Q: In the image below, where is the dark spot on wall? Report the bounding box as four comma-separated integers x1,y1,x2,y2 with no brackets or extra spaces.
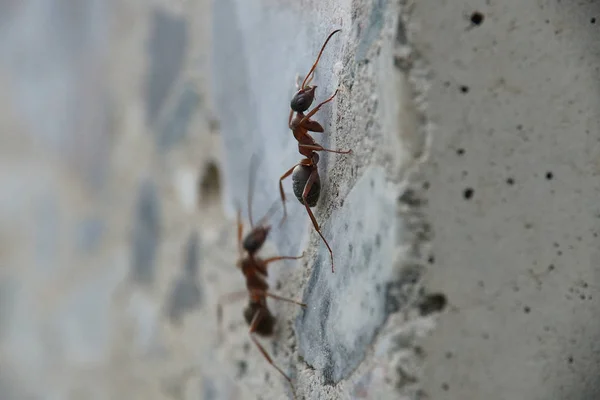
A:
591,17,596,24
236,360,248,378
524,306,531,314
567,356,574,364
459,85,470,94
456,148,465,156
398,188,425,207
165,231,202,325
545,171,554,180
384,264,424,315
442,382,450,391
158,85,201,152
463,188,474,200
131,180,161,285
470,11,484,26
145,10,188,126
548,264,555,271
445,351,453,359
199,162,221,205
418,293,447,316
428,254,435,264
506,177,515,185
395,13,407,44
209,118,221,133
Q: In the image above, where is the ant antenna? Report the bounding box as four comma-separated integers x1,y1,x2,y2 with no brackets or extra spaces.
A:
300,29,342,90
247,153,261,228
256,197,285,228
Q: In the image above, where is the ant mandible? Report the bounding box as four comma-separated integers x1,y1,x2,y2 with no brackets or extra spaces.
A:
217,155,306,399
279,29,352,273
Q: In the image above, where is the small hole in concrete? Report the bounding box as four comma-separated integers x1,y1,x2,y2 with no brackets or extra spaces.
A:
463,188,474,200
456,148,465,156
418,293,448,316
428,254,435,264
470,11,484,26
441,383,450,391
591,17,597,24
548,264,555,271
506,177,515,185
199,161,221,205
459,85,470,94
545,171,554,180
524,306,531,314
568,356,574,364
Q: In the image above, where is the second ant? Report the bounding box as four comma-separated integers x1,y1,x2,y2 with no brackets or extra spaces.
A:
218,156,306,400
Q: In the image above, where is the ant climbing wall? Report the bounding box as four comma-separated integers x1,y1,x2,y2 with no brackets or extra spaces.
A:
1,0,599,399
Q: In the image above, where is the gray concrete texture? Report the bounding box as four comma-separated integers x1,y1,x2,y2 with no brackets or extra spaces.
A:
1,0,599,399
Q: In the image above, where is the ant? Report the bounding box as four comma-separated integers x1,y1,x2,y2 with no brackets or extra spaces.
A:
217,155,306,399
279,29,352,273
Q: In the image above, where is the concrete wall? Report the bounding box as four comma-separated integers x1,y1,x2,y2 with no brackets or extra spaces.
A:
1,0,599,399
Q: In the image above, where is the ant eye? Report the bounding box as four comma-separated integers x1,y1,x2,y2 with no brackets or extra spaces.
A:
290,88,315,112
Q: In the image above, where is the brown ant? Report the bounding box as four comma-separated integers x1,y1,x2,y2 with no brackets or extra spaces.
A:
217,156,306,399
279,29,352,273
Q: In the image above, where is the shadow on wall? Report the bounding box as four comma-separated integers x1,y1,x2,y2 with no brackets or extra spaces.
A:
546,2,600,399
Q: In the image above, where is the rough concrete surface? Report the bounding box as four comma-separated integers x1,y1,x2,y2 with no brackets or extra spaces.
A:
4,0,597,399
412,1,600,400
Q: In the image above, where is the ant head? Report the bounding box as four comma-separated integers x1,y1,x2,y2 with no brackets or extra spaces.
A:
242,225,271,254
290,86,317,112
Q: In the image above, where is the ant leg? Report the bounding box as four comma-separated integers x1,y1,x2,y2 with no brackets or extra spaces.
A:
302,170,335,273
299,143,352,155
265,292,307,308
263,253,305,265
237,208,244,258
249,289,306,308
249,310,297,399
279,163,302,227
216,290,248,339
300,89,339,124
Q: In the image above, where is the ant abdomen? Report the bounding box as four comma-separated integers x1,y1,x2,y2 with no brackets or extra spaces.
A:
290,86,316,113
244,303,275,336
292,165,320,207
